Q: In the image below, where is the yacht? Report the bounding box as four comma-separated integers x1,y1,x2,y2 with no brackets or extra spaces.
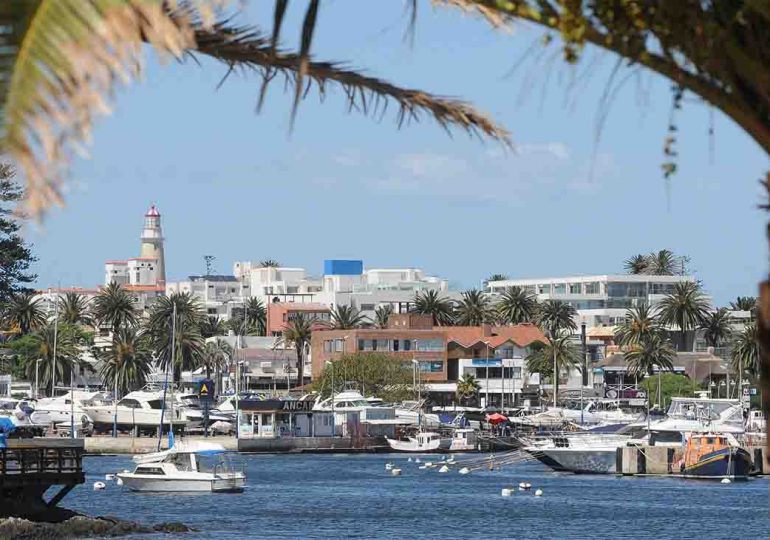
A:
386,431,451,452
34,391,106,426
117,441,245,492
0,398,50,435
82,390,188,433
175,394,233,431
524,397,748,474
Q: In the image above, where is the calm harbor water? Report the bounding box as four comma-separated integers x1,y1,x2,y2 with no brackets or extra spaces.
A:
67,453,768,539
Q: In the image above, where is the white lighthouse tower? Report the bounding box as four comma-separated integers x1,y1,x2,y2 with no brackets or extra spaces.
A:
140,204,166,286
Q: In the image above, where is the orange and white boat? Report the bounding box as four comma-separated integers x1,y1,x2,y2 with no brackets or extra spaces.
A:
679,433,752,480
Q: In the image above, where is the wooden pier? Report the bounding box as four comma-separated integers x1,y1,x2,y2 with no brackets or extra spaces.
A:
0,438,85,520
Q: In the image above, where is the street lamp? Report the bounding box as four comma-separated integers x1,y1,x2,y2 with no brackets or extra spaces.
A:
719,380,726,399
483,341,490,409
325,360,335,437
411,359,421,427
34,359,41,399
709,380,716,398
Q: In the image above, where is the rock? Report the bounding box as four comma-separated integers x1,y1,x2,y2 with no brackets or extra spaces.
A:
0,515,194,539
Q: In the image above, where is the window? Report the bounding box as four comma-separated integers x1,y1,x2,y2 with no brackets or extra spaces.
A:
403,339,412,352
585,282,600,294
324,340,332,353
569,283,581,294
361,304,375,311
553,284,566,294
373,339,389,351
136,467,165,475
495,347,515,359
118,399,141,408
207,308,217,315
419,360,444,373
146,400,164,410
358,339,366,351
393,340,400,352
537,284,551,294
334,339,344,353
415,339,443,352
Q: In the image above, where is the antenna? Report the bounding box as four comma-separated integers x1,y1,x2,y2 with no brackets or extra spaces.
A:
204,255,216,277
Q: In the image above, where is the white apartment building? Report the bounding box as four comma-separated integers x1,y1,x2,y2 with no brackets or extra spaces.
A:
486,274,704,328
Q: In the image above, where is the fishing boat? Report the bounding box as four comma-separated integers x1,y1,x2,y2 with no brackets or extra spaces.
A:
679,433,752,480
385,431,451,452
117,441,245,492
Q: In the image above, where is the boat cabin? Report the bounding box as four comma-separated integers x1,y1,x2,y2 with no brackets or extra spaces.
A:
683,434,729,466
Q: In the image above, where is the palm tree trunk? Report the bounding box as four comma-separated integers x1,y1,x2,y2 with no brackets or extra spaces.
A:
295,343,304,388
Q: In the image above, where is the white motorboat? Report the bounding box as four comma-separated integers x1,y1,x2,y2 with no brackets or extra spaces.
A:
82,390,188,433
117,441,245,493
0,397,51,433
448,428,478,452
175,394,233,431
34,391,106,425
386,431,451,452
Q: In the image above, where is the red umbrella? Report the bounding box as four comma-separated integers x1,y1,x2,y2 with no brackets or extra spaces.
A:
486,413,508,424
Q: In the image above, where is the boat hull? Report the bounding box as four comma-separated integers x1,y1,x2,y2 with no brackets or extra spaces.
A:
683,447,752,480
528,448,617,474
117,473,245,492
385,438,451,453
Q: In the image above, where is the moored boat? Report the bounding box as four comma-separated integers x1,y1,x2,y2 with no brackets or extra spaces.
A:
386,431,451,452
679,433,752,480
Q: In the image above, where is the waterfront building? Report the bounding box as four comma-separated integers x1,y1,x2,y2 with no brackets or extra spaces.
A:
485,274,703,329
265,302,331,336
310,314,547,407
166,275,246,319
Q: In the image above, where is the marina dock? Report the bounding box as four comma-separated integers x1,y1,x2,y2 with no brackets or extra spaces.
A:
0,438,85,520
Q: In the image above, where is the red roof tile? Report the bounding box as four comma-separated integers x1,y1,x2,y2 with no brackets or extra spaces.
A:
442,324,547,348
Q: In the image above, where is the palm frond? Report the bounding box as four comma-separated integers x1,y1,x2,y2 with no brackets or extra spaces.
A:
193,19,511,145
0,0,219,217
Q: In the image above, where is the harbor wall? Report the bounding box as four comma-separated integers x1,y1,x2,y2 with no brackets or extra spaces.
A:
616,445,768,476
84,436,237,455
238,436,386,453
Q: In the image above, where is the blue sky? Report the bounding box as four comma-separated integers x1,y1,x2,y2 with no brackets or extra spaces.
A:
25,2,769,306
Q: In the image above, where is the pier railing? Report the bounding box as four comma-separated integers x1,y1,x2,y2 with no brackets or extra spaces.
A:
0,439,85,488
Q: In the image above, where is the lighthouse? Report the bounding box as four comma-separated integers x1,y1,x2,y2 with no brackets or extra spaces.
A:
140,204,166,286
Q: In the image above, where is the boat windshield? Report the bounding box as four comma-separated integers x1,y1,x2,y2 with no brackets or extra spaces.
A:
667,400,737,423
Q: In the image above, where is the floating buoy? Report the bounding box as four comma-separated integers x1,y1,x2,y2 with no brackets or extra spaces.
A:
93,481,106,491
501,488,513,497
419,465,428,470
407,457,413,462
439,465,449,473
105,474,115,481
534,489,543,497
391,468,402,476
385,463,394,470
415,458,421,463
425,462,433,468
446,457,455,464
721,478,731,484
459,467,470,475
115,477,124,486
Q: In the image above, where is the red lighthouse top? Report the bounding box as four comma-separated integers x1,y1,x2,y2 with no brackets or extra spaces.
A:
145,204,160,217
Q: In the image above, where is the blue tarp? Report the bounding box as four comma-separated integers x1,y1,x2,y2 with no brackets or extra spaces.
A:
195,449,225,456
0,417,15,449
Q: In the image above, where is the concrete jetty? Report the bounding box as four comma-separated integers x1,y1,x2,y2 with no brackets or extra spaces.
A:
84,435,237,455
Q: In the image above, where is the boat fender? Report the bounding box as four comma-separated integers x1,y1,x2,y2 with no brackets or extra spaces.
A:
105,474,115,481
93,481,106,491
534,489,543,497
501,488,513,497
391,468,402,476
720,478,731,484
116,477,124,486
459,467,470,475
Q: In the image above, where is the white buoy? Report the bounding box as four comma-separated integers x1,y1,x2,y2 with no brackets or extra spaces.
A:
105,474,115,481
419,465,428,470
446,457,455,464
425,461,433,468
93,481,106,491
439,465,449,473
501,488,513,497
721,478,731,484
407,457,413,462
415,458,421,463
534,489,543,497
391,468,402,476
385,463,394,470
115,477,124,486
459,467,470,475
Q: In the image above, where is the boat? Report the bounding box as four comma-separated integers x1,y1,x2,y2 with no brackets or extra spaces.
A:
679,433,752,480
385,431,451,452
82,390,188,433
0,397,50,436
175,393,233,432
117,441,245,492
447,428,478,452
34,391,106,426
523,431,642,474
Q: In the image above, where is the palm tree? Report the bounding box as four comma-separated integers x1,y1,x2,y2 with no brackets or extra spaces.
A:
374,305,394,329
700,308,733,351
496,286,538,325
623,334,676,376
328,305,368,330
614,305,662,347
729,296,758,315
646,249,677,276
624,254,649,275
245,297,267,336
92,282,137,334
525,334,580,400
201,338,232,394
258,260,280,268
658,281,710,351
58,292,93,326
281,313,313,387
456,374,481,406
23,323,85,396
147,293,205,379
98,326,153,397
536,300,578,336
732,322,759,378
2,292,46,335
3,3,508,218
485,274,509,284
455,289,494,326
411,290,455,326
200,316,226,338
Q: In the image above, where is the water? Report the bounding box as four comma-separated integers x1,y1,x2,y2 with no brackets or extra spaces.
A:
67,454,768,539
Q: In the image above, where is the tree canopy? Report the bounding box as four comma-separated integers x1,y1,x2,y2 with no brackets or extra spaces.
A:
0,164,35,302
